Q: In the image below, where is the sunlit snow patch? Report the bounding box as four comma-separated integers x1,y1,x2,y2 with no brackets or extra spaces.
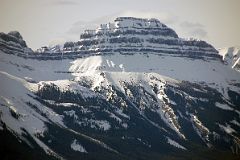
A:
71,139,87,153
166,137,186,150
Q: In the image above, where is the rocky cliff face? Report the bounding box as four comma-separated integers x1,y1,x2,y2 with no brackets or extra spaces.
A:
0,31,32,55
0,17,220,60
77,17,219,59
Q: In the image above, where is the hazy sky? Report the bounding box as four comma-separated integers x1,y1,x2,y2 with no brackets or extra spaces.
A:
0,0,239,50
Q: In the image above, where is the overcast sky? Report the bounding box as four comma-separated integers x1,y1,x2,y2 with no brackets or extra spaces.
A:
0,0,239,50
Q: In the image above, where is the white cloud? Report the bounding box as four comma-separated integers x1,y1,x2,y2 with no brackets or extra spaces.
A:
190,28,207,38
48,38,66,47
180,21,204,28
179,21,208,38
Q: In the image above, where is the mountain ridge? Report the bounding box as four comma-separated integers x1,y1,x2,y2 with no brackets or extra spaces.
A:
1,17,220,60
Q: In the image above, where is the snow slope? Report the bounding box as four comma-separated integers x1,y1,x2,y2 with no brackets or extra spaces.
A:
1,43,240,155
69,52,240,96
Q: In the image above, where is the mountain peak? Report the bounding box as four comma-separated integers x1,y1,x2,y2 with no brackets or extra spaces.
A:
78,17,218,59
83,16,178,38
8,31,24,40
0,31,27,47
114,17,166,28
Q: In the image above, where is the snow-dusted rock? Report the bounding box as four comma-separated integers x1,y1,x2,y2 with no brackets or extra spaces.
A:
218,46,240,72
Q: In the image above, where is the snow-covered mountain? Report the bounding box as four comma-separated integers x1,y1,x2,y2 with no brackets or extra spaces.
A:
219,46,240,72
76,17,218,58
0,17,240,160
